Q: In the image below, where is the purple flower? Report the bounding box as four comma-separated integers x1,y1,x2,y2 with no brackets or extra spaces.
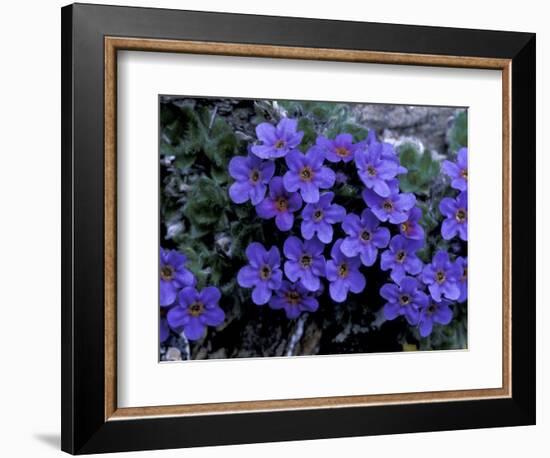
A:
160,248,195,306
301,192,346,244
166,286,225,341
269,280,319,319
380,235,424,283
362,180,416,224
228,153,275,205
315,133,363,163
399,206,425,240
355,141,401,197
283,147,336,203
365,130,407,174
251,118,304,159
456,256,468,302
326,239,366,302
439,191,467,241
442,147,468,191
418,299,453,337
283,236,326,292
237,242,283,305
340,209,390,267
256,177,303,231
421,250,462,301
380,276,429,325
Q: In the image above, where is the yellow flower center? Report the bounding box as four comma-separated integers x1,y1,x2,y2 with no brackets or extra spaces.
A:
300,254,313,268
250,169,260,183
275,139,286,149
188,301,204,317
285,290,301,305
455,209,467,223
259,265,271,280
276,197,288,212
160,265,174,281
300,166,314,182
335,146,350,157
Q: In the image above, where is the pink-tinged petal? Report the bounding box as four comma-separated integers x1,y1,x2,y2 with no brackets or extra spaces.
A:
200,286,221,307
275,212,294,231
252,284,271,305
255,122,277,144
183,317,206,341
229,181,251,204
329,279,348,302
228,156,250,180
237,265,259,288
200,306,225,326
315,167,336,189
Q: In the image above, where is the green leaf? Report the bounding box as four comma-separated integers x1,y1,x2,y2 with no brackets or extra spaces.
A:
448,111,468,152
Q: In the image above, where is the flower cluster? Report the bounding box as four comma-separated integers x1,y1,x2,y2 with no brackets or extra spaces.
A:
229,117,468,337
159,247,225,342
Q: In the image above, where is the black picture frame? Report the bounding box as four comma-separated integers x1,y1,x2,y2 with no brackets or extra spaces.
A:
61,3,535,454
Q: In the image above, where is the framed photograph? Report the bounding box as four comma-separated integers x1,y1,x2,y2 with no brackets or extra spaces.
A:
61,3,536,454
